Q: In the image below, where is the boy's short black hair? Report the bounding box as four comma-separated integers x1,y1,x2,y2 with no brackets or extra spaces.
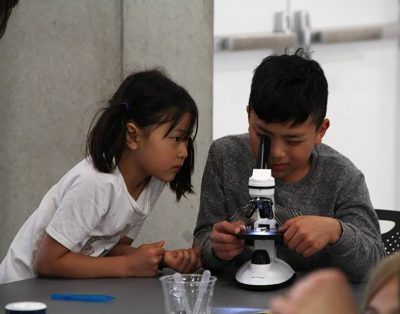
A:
249,49,328,127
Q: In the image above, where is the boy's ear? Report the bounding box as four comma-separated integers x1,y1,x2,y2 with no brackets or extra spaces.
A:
126,122,140,150
316,118,330,144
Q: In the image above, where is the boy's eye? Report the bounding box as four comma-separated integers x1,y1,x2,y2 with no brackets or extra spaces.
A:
287,140,303,145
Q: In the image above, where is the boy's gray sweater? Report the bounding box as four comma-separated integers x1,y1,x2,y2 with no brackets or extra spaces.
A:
194,134,385,282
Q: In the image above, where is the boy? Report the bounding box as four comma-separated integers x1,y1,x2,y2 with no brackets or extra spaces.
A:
194,51,385,282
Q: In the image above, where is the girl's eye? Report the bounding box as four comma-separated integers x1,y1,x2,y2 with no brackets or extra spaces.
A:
171,136,184,142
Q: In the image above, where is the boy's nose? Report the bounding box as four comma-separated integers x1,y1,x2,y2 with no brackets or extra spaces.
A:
270,141,286,160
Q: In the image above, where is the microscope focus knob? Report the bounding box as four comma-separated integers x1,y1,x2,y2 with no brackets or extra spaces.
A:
251,249,270,265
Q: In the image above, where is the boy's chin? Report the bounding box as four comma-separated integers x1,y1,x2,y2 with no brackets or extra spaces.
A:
271,170,291,182
271,170,285,178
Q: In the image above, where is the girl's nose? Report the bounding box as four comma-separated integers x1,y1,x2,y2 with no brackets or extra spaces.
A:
178,142,188,159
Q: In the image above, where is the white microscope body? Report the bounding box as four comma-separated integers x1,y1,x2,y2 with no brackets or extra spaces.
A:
235,138,295,290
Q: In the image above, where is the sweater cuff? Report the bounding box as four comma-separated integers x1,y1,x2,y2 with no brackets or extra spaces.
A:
201,241,232,271
327,221,355,255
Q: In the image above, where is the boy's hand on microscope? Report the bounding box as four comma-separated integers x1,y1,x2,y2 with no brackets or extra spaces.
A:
210,221,246,261
279,216,342,258
162,247,202,273
124,241,165,277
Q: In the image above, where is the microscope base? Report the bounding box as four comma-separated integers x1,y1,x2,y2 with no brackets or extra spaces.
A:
235,258,296,291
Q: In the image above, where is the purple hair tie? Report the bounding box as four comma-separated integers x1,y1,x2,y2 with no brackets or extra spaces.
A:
122,102,130,112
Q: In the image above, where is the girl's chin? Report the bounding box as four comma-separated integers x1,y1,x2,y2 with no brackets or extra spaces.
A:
155,174,175,183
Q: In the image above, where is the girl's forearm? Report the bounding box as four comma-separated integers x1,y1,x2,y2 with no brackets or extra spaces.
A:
33,234,128,279
35,252,130,279
35,252,129,278
107,243,137,256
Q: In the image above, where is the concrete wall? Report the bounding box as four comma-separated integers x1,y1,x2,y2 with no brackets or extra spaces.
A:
123,1,214,249
0,0,213,258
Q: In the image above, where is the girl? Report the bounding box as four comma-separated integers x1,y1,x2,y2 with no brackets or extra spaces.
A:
0,69,201,283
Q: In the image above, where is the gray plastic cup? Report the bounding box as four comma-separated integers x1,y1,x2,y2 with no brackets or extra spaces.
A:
159,273,217,314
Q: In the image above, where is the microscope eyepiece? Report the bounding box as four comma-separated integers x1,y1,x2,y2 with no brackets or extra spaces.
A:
256,135,270,169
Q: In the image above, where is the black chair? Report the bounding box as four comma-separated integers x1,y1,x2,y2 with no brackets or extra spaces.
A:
375,209,400,255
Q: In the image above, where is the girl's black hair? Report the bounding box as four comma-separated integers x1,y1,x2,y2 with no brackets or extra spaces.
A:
249,49,328,128
86,69,198,200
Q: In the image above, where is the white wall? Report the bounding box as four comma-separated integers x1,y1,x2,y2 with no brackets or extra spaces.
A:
213,0,399,212
215,0,398,36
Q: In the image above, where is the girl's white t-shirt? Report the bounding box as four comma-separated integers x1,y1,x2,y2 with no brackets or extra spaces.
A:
0,159,165,284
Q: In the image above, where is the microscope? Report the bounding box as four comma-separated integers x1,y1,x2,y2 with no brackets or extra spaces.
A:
235,136,295,290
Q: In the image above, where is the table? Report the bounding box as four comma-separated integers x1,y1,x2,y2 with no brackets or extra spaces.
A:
0,268,365,314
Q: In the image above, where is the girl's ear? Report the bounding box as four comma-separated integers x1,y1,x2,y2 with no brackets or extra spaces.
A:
126,122,141,150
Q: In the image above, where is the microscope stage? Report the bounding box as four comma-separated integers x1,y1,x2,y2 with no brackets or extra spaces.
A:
236,229,282,240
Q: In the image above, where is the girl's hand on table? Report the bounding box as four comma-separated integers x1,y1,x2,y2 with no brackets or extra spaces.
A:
163,247,202,273
125,241,165,277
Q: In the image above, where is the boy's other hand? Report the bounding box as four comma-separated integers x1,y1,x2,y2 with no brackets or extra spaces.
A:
280,216,342,258
163,247,202,273
209,221,245,261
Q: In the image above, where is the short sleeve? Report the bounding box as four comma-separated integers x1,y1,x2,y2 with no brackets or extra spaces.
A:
46,177,110,252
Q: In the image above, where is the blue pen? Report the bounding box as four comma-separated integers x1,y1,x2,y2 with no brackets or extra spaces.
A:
51,293,115,303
